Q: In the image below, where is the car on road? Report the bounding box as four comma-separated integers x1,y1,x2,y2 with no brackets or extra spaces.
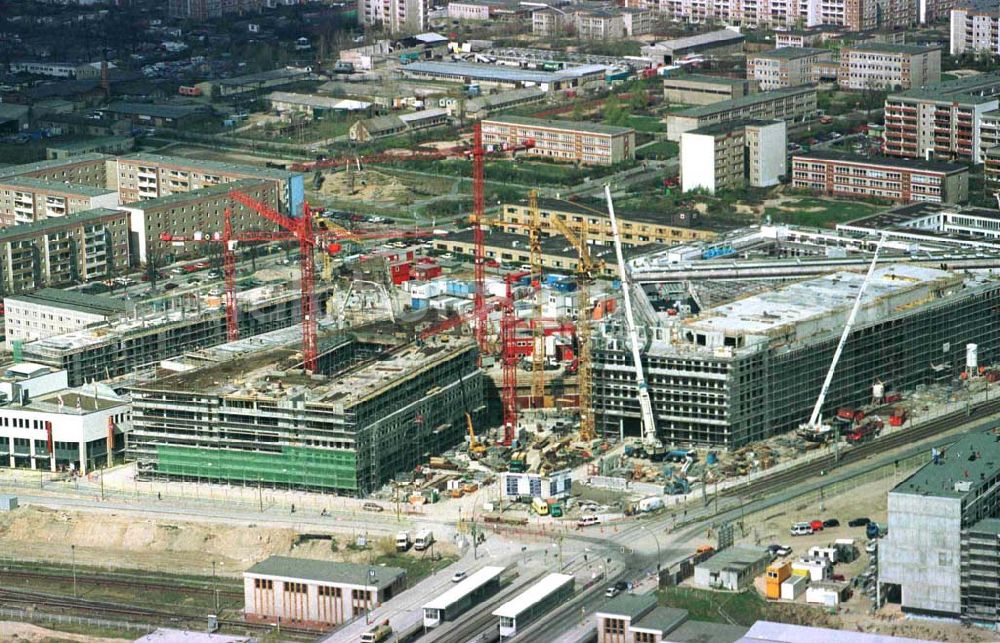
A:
848,517,871,527
170,267,186,275
790,522,813,536
612,581,628,592
605,586,620,598
187,277,201,285
451,571,467,583
823,519,840,528
163,282,179,290
363,502,384,512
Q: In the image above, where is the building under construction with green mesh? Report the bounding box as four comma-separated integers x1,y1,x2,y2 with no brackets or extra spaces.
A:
127,328,483,495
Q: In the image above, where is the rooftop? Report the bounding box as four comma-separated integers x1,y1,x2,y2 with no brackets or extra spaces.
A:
969,517,1000,535
891,429,1000,499
837,202,1000,245
493,573,574,618
26,382,126,414
423,566,506,610
5,288,133,317
739,620,930,643
632,606,688,634
104,102,210,120
0,176,115,197
119,153,297,180
671,620,748,642
596,593,657,619
0,208,123,243
122,177,268,209
0,153,110,180
402,60,607,85
696,546,770,573
751,47,829,59
46,136,134,152
650,29,745,51
2,363,57,381
846,42,940,54
267,91,371,111
674,85,815,119
892,72,1000,104
793,150,967,174
484,114,634,136
663,73,749,87
214,66,311,87
245,556,405,591
689,119,783,136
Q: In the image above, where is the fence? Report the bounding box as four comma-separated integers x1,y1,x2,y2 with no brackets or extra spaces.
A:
0,606,156,635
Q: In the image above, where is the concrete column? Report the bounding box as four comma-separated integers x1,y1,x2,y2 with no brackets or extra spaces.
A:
28,437,36,470
7,436,13,468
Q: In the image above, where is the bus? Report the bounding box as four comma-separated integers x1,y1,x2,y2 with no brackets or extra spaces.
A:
531,497,549,516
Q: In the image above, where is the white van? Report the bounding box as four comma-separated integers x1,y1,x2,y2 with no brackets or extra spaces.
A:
790,522,814,536
577,515,601,528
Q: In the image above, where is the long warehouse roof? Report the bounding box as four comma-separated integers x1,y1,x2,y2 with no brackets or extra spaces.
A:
492,573,574,618
424,566,506,610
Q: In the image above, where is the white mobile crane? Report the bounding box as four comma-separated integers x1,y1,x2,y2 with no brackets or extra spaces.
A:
798,233,886,443
605,186,664,458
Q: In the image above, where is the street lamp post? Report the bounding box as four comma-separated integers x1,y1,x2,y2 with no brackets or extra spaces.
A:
71,544,77,598
641,525,662,572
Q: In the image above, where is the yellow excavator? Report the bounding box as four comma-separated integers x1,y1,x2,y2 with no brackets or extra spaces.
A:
459,374,486,459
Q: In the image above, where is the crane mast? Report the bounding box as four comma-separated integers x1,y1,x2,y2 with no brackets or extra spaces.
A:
604,186,659,447
801,234,887,436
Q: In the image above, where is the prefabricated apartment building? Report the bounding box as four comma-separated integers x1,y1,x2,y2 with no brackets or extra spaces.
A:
127,332,484,495
593,264,1000,447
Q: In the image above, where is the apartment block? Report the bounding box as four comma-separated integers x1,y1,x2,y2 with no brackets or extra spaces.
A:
497,198,717,248
883,73,1000,162
656,0,914,31
481,116,635,166
0,209,130,296
573,9,625,40
681,120,787,193
0,178,118,227
981,145,1000,189
881,429,1000,626
663,74,756,106
120,179,279,264
747,48,833,91
666,85,817,141
950,2,1000,55
358,0,430,34
791,151,968,203
115,153,303,216
0,154,112,190
167,0,262,20
532,8,568,36
4,289,133,351
838,43,941,91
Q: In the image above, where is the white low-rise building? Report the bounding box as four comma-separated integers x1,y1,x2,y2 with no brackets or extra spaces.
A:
4,289,133,351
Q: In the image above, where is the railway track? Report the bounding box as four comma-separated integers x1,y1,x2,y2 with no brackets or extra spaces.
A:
720,397,1000,501
0,568,243,599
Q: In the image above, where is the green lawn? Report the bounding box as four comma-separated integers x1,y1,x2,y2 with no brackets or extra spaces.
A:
637,140,679,161
659,587,768,626
627,115,667,133
374,551,459,585
764,197,880,228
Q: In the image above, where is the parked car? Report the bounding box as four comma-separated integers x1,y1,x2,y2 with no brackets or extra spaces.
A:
776,545,793,557
363,502,384,512
848,517,872,527
604,586,621,598
832,573,846,581
809,520,824,532
163,282,179,290
612,581,628,592
451,571,467,583
823,519,840,528
790,522,813,536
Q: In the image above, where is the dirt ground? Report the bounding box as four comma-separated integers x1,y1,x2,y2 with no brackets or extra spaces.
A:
0,621,130,643
0,506,454,577
317,168,415,203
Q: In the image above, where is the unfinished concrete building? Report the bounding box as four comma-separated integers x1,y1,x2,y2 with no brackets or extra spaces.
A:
593,265,1000,447
127,328,483,495
21,284,334,387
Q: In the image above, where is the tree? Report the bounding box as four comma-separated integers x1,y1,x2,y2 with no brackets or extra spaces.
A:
604,94,626,127
571,100,584,121
629,90,646,114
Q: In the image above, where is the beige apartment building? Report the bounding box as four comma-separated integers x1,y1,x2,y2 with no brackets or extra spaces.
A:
838,43,941,91
666,85,817,141
0,178,118,227
747,48,832,91
481,116,635,166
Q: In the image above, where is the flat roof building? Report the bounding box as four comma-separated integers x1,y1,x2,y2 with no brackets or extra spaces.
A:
244,556,406,628
46,136,135,161
693,547,771,591
0,176,118,227
400,61,607,92
838,43,941,91
597,594,748,643
482,115,635,165
837,201,1000,249
0,153,111,190
4,289,133,351
747,48,832,91
666,85,816,141
791,151,968,204
663,74,756,106
641,30,746,64
681,120,786,194
881,429,1000,626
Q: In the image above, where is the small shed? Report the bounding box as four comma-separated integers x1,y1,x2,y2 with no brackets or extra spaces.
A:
693,546,771,591
780,574,808,600
0,495,18,511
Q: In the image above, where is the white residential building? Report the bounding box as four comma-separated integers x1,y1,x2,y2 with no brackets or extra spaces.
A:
358,0,430,34
4,289,133,351
681,120,786,193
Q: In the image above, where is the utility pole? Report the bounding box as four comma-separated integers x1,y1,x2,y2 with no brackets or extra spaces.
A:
71,544,77,598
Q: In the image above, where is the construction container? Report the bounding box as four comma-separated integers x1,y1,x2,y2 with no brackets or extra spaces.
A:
792,558,832,582
780,574,808,600
806,586,840,606
0,495,17,512
766,562,791,599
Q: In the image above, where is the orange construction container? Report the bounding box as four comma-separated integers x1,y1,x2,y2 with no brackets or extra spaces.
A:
766,562,791,600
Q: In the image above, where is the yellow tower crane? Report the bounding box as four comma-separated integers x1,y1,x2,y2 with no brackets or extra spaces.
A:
528,190,546,407
548,213,603,442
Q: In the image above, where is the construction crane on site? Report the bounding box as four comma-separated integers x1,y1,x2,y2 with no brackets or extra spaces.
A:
605,186,662,454
527,190,546,407
500,270,532,446
548,214,603,442
799,233,887,445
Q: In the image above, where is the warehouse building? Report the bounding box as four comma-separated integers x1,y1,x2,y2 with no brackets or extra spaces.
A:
399,61,606,93
0,177,118,227
663,74,756,106
266,92,371,119
640,30,746,64
880,429,1000,627
666,85,816,141
462,87,546,120
680,120,786,193
0,208,130,295
46,137,135,161
0,363,129,474
482,115,635,165
4,289,133,351
128,331,483,495
115,153,304,217
791,151,969,204
23,284,334,387
497,197,717,248
244,556,406,628
594,265,1000,446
